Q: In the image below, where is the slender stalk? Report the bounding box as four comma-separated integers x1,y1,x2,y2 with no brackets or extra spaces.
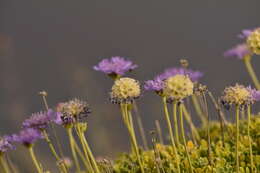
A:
155,120,164,144
179,103,194,173
191,95,207,126
247,106,254,173
74,126,94,172
120,104,145,173
28,146,43,173
243,55,260,90
0,154,10,173
80,131,100,173
67,128,81,172
235,105,240,173
133,102,149,150
73,140,92,170
182,105,200,142
162,97,181,173
173,102,179,147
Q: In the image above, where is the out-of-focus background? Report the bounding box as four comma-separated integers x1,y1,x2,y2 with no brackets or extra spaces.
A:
1,0,260,172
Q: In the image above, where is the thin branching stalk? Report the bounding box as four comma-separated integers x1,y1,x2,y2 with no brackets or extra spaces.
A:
0,154,10,173
162,97,181,173
133,102,149,150
179,103,194,173
191,95,207,126
235,105,240,173
28,146,43,173
74,126,94,172
182,105,200,142
247,105,254,172
67,128,81,172
155,120,164,145
42,130,68,173
173,102,180,147
243,55,260,90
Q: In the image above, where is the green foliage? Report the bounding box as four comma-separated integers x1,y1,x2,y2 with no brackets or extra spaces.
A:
112,115,260,173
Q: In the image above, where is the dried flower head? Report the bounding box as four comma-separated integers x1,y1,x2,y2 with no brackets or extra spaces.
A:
93,56,137,78
55,99,91,126
12,128,43,147
0,136,15,153
224,43,251,59
221,84,251,107
22,109,55,130
247,28,260,55
110,77,141,104
164,74,194,101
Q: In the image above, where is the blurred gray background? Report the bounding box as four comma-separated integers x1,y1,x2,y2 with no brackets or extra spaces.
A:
1,0,260,172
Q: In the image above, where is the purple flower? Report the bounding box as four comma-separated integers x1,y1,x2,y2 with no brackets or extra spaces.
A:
144,76,165,92
93,56,137,76
12,128,43,147
224,43,251,59
237,29,253,39
0,136,15,153
22,109,55,130
247,86,260,102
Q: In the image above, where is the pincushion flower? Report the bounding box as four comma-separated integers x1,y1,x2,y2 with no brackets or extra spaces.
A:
224,43,251,59
247,28,260,55
55,99,91,126
0,136,15,153
110,77,141,104
93,56,137,77
22,109,55,130
246,86,260,103
164,74,194,101
12,128,43,147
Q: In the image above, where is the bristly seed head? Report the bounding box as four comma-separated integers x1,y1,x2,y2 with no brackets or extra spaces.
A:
164,74,194,102
247,28,260,55
110,77,141,104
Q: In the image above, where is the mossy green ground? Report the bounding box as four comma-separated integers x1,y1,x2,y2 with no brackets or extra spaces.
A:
107,115,260,173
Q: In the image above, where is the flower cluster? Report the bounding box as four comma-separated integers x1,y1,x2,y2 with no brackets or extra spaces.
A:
55,98,91,126
247,28,260,55
110,77,141,104
93,56,137,77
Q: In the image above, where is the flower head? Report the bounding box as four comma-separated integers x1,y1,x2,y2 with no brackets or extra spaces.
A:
224,43,251,59
221,84,251,107
22,109,55,130
110,77,141,104
55,99,91,127
247,28,260,55
164,74,194,101
93,56,137,77
0,136,15,153
246,86,260,103
12,128,43,147
144,76,165,93
238,29,253,39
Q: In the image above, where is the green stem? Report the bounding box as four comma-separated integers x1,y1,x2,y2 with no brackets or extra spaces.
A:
173,102,179,147
235,106,240,173
120,104,145,173
243,55,260,90
0,154,10,173
179,103,194,173
191,95,207,126
247,106,254,173
67,128,81,172
28,146,43,173
80,131,100,173
75,126,94,173
73,140,91,171
162,97,181,173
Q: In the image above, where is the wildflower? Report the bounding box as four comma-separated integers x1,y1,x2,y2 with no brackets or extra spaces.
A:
144,76,165,93
110,77,141,104
12,128,43,147
55,99,91,126
247,28,260,55
22,109,55,130
246,86,260,103
0,136,15,153
224,43,251,59
164,74,194,101
237,29,253,39
221,84,251,107
93,56,137,78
